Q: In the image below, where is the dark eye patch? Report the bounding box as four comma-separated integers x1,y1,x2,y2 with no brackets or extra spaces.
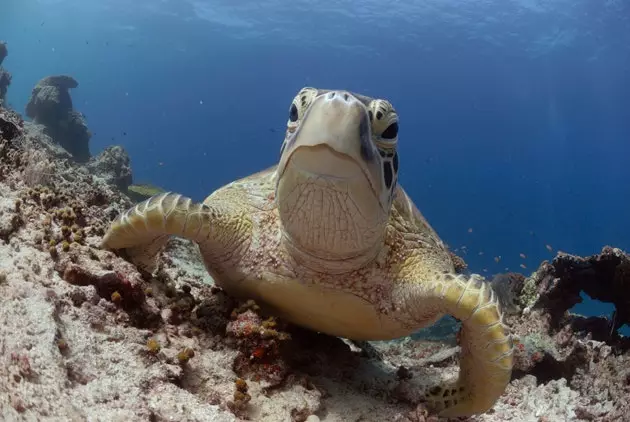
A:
383,162,393,189
289,103,299,122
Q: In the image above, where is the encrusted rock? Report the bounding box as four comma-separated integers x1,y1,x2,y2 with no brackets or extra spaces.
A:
0,107,22,142
86,145,133,191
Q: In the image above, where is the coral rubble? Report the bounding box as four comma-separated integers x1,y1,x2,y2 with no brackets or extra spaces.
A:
1,103,629,420
25,75,91,162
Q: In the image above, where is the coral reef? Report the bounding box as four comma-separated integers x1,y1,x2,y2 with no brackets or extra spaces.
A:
0,41,11,105
25,75,91,162
1,95,629,420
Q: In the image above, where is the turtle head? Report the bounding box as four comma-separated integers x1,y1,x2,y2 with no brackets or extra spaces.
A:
276,87,400,266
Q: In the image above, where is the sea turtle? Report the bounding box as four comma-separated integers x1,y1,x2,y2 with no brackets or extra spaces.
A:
101,87,513,417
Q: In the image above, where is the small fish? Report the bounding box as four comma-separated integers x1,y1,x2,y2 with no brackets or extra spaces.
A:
482,268,488,273
519,263,527,269
467,228,473,233
494,256,501,263
519,253,527,259
478,251,484,256
122,132,127,136
545,244,553,252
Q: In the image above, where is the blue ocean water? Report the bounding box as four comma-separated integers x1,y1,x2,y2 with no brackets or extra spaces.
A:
1,0,629,331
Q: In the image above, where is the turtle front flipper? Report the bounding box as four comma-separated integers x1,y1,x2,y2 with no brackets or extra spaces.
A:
101,192,251,273
397,273,513,417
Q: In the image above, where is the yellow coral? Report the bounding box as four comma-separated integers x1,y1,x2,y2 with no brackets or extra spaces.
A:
111,291,122,304
177,347,195,364
146,338,160,354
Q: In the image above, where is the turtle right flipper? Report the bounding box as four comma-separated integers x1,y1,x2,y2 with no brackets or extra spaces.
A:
396,272,513,417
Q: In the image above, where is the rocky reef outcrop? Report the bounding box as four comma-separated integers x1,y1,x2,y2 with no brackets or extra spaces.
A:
0,42,11,106
86,145,133,191
25,75,91,162
1,106,629,420
0,107,21,144
0,41,6,65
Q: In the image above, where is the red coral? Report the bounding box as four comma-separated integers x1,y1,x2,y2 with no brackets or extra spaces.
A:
226,309,290,384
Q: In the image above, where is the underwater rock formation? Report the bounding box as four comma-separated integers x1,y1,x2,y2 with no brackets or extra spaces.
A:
0,42,11,105
0,41,6,65
25,75,91,162
86,145,133,191
0,100,629,421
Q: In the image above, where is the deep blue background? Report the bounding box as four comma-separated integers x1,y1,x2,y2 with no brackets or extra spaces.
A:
2,0,629,331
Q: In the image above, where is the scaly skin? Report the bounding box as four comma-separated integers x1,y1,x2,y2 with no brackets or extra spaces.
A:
102,87,513,417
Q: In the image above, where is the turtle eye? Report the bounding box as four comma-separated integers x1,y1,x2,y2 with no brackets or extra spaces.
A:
289,103,299,122
381,122,398,139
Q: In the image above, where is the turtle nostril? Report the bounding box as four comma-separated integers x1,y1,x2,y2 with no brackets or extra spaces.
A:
327,92,336,99
343,93,349,101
